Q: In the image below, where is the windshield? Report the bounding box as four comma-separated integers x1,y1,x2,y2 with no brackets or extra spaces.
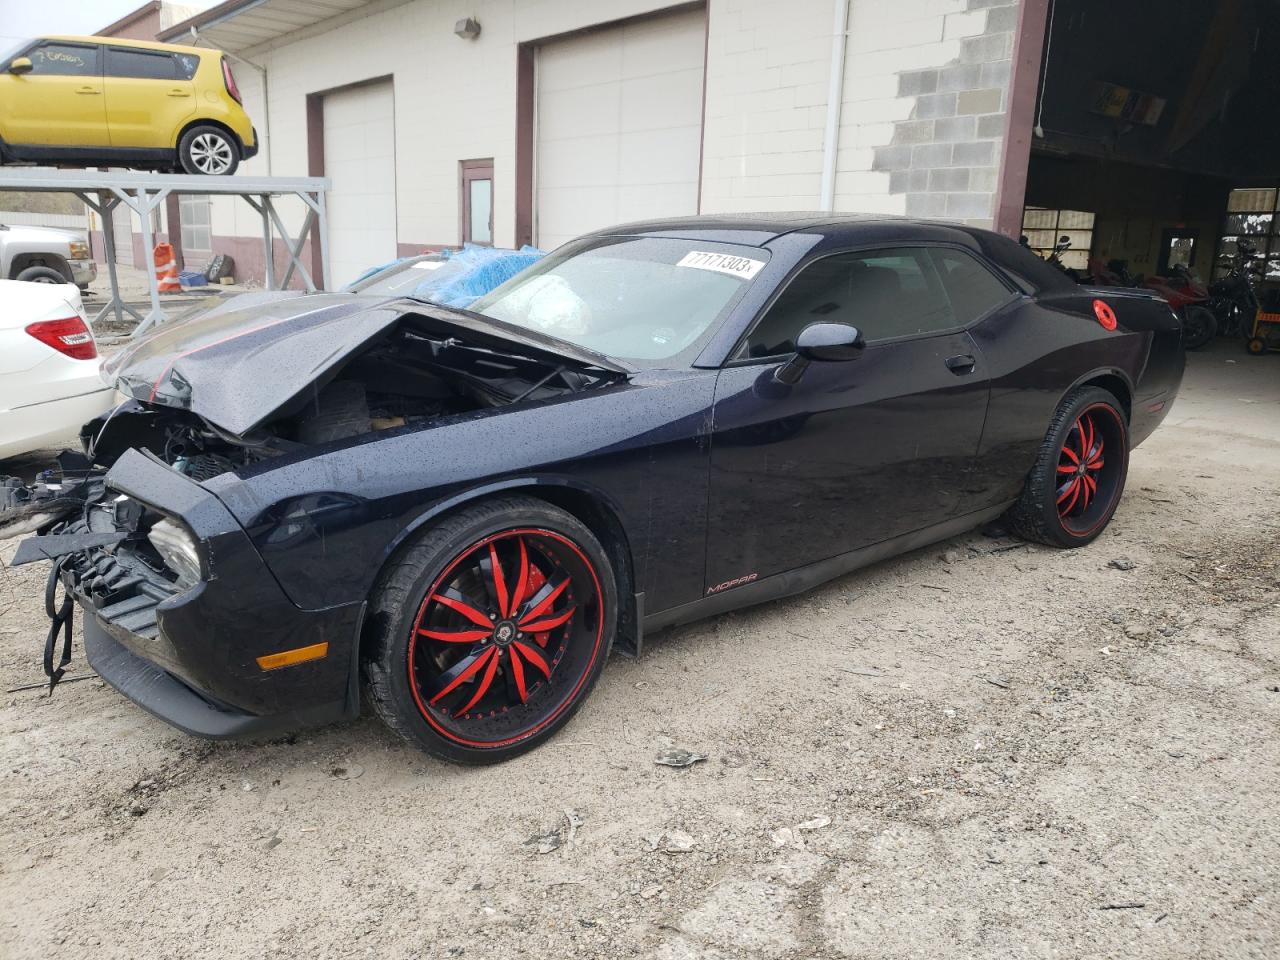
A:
469,237,768,367
346,256,463,296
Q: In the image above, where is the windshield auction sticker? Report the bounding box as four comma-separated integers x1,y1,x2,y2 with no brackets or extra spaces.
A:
676,251,765,280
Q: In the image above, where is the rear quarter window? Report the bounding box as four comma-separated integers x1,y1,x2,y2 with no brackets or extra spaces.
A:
105,47,180,80
928,247,1016,322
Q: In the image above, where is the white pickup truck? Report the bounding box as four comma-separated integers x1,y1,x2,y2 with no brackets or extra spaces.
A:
0,222,97,290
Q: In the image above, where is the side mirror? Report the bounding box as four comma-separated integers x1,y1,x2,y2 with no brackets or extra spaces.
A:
8,57,32,75
775,322,864,384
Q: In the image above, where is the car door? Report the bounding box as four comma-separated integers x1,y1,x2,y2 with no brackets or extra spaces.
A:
704,245,1010,589
0,41,107,146
103,45,195,150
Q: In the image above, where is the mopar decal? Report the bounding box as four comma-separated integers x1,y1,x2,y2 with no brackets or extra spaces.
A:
707,573,759,595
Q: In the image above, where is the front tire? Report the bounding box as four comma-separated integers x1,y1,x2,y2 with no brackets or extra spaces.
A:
1008,387,1130,548
16,265,66,284
178,125,239,176
1180,305,1217,350
363,496,616,764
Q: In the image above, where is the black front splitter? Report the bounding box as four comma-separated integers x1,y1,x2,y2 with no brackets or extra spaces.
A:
82,610,346,739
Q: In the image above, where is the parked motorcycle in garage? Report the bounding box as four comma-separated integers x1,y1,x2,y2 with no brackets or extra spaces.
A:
1208,238,1265,339
1085,257,1217,350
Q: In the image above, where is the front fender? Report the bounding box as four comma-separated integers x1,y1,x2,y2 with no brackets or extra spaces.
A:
377,474,636,568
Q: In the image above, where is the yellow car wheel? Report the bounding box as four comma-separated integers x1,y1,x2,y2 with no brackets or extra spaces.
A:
179,125,239,176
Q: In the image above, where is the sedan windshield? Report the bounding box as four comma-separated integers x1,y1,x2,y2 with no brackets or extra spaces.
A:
468,237,768,367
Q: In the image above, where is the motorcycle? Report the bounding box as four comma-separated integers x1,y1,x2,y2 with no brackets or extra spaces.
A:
1208,238,1265,340
1085,256,1217,350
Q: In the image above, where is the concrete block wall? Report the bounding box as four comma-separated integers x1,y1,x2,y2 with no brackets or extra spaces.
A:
841,0,1020,225
699,0,832,211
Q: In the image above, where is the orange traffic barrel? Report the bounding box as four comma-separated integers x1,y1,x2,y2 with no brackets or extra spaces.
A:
154,242,180,293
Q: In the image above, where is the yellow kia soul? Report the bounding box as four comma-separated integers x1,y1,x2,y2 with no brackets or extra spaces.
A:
0,36,256,175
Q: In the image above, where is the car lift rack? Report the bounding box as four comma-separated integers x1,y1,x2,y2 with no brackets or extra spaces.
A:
0,168,330,337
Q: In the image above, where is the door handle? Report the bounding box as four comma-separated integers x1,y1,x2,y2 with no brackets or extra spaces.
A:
945,354,976,375
167,89,191,97
76,86,101,95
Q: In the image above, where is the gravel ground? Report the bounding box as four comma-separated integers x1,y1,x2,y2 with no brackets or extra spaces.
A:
1,343,1277,960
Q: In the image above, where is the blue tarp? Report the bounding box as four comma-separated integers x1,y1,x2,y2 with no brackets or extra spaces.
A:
415,244,545,308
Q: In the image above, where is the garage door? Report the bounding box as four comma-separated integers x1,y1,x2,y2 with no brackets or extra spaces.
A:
324,80,397,287
535,8,705,251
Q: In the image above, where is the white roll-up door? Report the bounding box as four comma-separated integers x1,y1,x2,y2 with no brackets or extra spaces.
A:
535,8,706,251
324,80,397,287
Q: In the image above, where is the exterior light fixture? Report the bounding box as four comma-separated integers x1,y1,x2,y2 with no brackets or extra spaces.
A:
454,17,481,40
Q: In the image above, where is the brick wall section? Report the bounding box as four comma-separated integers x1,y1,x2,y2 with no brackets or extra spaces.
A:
702,0,1019,225
855,0,1020,226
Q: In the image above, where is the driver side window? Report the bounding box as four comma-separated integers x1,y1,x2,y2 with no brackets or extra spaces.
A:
28,43,100,77
738,247,955,358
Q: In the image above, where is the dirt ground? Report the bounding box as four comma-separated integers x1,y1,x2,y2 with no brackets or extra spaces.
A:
1,343,1276,960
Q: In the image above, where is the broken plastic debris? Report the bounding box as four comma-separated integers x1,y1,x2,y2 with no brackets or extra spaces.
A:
654,749,707,768
525,831,562,855
796,816,831,831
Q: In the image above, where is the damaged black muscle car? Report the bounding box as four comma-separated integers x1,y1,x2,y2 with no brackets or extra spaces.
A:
6,215,1184,763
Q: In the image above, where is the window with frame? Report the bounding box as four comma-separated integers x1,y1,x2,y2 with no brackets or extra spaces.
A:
740,247,962,359
28,42,99,76
1021,207,1094,272
460,159,494,246
179,195,212,259
1215,187,1280,281
106,46,179,80
929,247,1016,321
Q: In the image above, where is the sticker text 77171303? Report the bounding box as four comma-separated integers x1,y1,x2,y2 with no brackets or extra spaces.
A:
676,251,766,280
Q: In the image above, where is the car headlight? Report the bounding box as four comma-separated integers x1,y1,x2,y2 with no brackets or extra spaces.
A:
68,240,89,260
147,518,204,590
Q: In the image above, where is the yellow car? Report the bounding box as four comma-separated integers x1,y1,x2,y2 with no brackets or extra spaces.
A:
0,35,256,176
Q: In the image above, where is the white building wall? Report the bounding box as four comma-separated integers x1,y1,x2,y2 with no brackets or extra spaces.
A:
836,0,1018,224
699,0,831,213
207,0,691,260
702,0,1019,223
197,0,1020,282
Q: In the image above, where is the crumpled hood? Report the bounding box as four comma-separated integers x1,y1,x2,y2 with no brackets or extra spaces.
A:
104,292,627,436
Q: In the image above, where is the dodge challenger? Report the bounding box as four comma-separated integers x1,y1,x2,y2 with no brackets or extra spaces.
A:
8,214,1184,763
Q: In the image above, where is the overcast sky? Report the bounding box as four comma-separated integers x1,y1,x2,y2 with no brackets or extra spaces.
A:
0,0,218,48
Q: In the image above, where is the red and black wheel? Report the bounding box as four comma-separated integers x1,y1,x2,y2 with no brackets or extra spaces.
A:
363,496,616,763
1008,386,1130,548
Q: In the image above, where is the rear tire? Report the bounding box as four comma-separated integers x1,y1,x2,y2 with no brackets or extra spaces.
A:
1008,387,1130,548
178,125,239,176
16,265,65,284
362,496,616,764
1180,305,1217,350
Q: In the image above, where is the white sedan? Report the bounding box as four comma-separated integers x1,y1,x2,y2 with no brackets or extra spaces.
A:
0,280,116,461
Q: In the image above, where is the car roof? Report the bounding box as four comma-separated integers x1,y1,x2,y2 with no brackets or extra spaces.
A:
582,212,986,247
581,212,1079,297
42,35,209,56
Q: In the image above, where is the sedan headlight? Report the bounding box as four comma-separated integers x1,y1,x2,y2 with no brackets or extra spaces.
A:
147,518,204,590
68,240,89,260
